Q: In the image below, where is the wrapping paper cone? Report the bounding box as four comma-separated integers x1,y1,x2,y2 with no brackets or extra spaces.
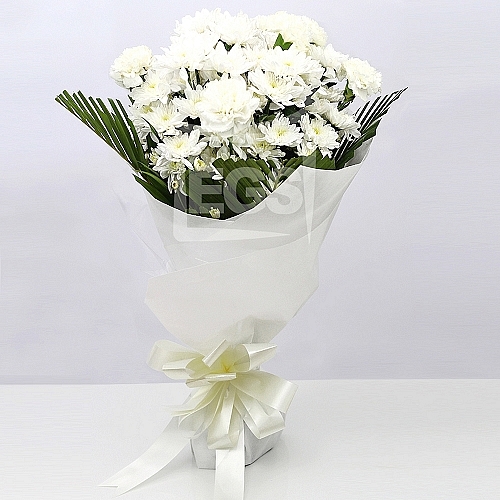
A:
145,155,366,354
101,147,369,498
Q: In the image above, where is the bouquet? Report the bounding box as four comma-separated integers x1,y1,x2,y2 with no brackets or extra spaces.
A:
56,9,405,499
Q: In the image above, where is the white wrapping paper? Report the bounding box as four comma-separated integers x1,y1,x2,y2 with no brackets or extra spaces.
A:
102,146,369,499
145,159,365,355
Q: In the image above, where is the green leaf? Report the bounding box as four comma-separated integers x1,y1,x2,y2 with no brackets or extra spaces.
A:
213,157,266,208
55,90,147,171
334,88,407,169
273,33,285,48
133,175,171,205
277,157,304,183
140,170,171,198
338,84,355,111
273,33,293,50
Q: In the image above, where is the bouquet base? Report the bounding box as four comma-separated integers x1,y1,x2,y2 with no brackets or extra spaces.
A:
190,424,283,469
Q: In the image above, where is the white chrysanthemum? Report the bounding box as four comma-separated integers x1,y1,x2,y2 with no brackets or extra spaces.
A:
143,102,186,136
248,70,309,108
258,114,303,147
174,86,205,119
157,130,207,165
256,12,327,51
300,115,339,156
242,33,269,50
205,42,254,76
110,45,153,88
242,45,269,70
232,125,284,160
213,11,257,46
260,46,323,80
328,109,360,139
306,100,360,138
174,8,221,36
130,71,171,106
197,76,260,137
162,32,218,71
341,58,382,100
112,9,386,176
297,140,317,157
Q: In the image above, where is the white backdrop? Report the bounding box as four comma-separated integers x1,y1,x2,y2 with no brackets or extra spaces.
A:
1,0,499,383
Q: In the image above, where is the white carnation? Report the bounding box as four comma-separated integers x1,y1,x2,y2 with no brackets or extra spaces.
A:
312,86,344,103
303,16,328,47
197,76,260,138
205,42,254,76
110,45,153,88
341,58,382,100
310,45,348,72
258,114,303,147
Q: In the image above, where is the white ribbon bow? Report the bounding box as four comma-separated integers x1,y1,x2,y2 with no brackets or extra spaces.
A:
101,340,297,499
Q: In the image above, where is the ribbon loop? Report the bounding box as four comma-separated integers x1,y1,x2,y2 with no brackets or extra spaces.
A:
101,339,297,499
147,339,297,446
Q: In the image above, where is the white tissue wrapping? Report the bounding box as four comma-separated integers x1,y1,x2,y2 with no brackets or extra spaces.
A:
102,147,368,499
145,161,364,354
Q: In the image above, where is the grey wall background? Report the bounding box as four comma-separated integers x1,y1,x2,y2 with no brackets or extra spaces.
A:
1,0,499,383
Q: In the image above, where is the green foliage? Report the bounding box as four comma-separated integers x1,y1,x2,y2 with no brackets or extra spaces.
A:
273,33,293,50
56,87,406,219
333,88,407,170
55,91,146,170
213,157,267,209
55,90,173,207
338,84,355,111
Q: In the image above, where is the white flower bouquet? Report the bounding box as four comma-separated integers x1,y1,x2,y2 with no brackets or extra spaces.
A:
56,9,405,499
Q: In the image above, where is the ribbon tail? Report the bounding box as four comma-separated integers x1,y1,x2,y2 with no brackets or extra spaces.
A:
214,426,245,500
100,418,188,495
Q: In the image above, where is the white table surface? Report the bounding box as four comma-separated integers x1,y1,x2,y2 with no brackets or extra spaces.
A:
1,380,499,499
